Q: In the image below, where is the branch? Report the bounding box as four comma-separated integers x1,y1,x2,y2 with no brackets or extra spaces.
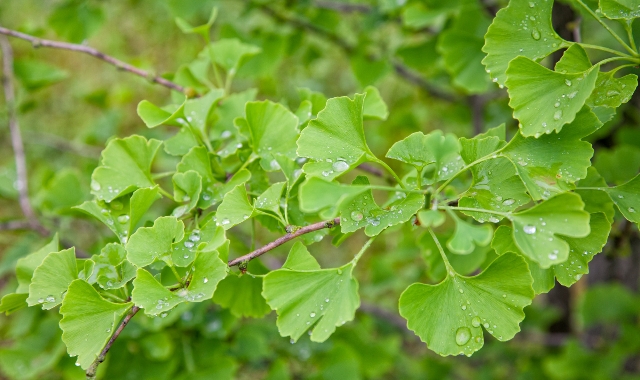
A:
314,1,372,13
86,306,140,380
1,36,48,236
252,3,457,102
0,27,185,93
0,220,32,231
228,218,340,267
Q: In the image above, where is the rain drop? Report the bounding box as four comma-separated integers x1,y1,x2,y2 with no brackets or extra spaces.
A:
565,79,572,87
628,207,636,213
523,225,536,234
310,312,316,318
117,215,130,224
455,327,471,346
553,110,563,120
471,316,481,327
332,160,349,172
531,29,541,40
350,211,363,222
184,241,195,248
502,199,515,206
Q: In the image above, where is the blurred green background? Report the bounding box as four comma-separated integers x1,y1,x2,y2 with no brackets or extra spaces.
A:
0,0,639,379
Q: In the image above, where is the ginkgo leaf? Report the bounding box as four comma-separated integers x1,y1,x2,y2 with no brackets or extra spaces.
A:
482,0,570,86
575,167,616,222
213,273,271,318
420,231,492,282
509,193,591,268
175,6,217,36
500,107,601,200
209,169,251,208
27,248,77,309
172,170,202,217
297,94,376,181
0,293,28,315
91,243,136,290
459,135,530,222
202,38,261,72
437,4,491,93
126,216,185,267
386,131,461,179
283,242,321,271
131,250,227,315
599,0,640,19
554,44,638,109
399,253,534,356
262,263,360,343
129,186,161,230
244,101,299,171
255,182,286,219
171,219,227,267
59,279,132,369
15,235,59,293
298,177,369,218
137,101,185,129
446,216,493,255
183,89,225,132
91,135,162,202
605,174,640,223
216,184,255,230
164,127,199,156
362,86,388,120
493,213,610,293
417,210,446,228
505,56,599,137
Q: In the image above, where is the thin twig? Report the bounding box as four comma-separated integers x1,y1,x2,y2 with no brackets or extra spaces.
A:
314,1,372,13
0,27,185,93
86,306,140,379
468,94,484,135
253,3,457,102
0,220,32,231
357,163,386,178
228,218,340,267
1,36,48,236
359,302,411,333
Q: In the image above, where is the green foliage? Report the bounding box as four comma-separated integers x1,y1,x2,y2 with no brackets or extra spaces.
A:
2,0,640,378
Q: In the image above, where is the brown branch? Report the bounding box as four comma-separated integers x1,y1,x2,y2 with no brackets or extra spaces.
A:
0,27,185,93
314,1,372,13
228,218,340,267
359,302,411,333
0,220,32,231
86,306,140,380
1,36,48,236
357,163,386,178
252,3,457,102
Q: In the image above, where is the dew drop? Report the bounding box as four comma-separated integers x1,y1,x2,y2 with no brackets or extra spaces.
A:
628,207,636,213
554,102,560,108
203,277,209,284
565,79,572,87
184,241,195,248
350,211,363,222
472,316,481,327
117,214,130,224
221,218,230,225
553,110,563,120
567,91,578,99
531,29,541,40
455,327,471,346
523,225,536,234
91,181,101,191
310,312,316,318
606,90,619,97
502,199,515,206
332,160,349,172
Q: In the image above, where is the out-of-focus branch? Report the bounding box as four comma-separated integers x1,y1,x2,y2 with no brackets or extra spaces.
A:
1,36,48,236
314,1,372,13
0,27,185,93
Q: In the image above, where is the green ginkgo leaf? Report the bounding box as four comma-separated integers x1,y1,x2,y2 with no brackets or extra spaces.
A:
126,216,185,267
500,107,601,200
183,89,225,132
137,100,185,129
362,86,389,120
297,94,377,181
175,6,217,37
482,0,570,86
386,131,462,182
553,44,638,109
202,38,261,72
399,253,534,357
509,193,591,268
216,184,256,230
0,293,28,315
417,210,446,228
15,235,59,293
172,170,202,217
446,216,493,255
283,242,321,271
131,250,227,315
337,177,424,237
213,273,271,318
245,101,299,171
91,243,136,290
459,135,530,222
575,167,616,222
59,279,132,369
437,4,491,93
91,136,162,202
255,182,286,219
505,56,599,137
262,263,360,343
27,248,77,309
493,213,610,293
164,127,199,156
605,173,640,223
599,0,640,19
298,177,369,218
